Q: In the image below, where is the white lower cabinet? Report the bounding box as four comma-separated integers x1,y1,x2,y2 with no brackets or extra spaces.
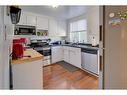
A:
51,45,99,74
69,47,81,68
63,46,70,63
62,46,81,68
12,60,43,89
51,46,63,63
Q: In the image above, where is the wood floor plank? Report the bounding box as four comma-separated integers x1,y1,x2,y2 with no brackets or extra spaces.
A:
43,63,98,89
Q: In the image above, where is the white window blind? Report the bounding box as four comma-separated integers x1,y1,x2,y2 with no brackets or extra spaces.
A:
69,19,87,43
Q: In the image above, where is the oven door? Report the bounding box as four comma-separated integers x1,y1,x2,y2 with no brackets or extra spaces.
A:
35,47,51,56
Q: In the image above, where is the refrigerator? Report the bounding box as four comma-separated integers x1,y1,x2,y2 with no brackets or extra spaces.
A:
102,6,127,89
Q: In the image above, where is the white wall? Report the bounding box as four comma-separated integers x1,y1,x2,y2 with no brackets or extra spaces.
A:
87,6,99,44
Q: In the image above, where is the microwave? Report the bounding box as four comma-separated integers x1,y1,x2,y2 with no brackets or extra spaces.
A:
14,25,36,35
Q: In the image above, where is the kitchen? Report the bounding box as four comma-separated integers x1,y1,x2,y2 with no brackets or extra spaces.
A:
0,6,100,89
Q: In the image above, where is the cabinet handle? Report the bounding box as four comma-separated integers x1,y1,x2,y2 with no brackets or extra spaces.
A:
4,25,7,40
99,25,103,41
99,55,103,71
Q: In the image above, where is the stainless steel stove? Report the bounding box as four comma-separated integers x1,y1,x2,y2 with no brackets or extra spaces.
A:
30,39,51,66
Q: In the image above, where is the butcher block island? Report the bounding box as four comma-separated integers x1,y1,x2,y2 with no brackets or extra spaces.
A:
11,49,44,89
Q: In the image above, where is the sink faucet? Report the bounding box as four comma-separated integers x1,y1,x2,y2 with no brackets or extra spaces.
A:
76,41,79,45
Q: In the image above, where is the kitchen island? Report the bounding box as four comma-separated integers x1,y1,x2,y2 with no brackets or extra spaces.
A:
11,49,44,89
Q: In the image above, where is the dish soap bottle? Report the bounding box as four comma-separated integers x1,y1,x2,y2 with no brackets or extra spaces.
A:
92,36,96,46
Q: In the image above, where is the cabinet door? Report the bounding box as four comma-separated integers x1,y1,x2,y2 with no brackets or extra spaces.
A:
63,46,69,63
69,47,81,68
12,60,43,89
57,21,66,36
36,16,48,30
18,12,27,25
74,49,81,68
49,19,58,37
51,46,63,63
69,50,75,66
26,14,36,26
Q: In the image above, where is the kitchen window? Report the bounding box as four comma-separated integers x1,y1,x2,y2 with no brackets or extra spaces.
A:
69,19,87,43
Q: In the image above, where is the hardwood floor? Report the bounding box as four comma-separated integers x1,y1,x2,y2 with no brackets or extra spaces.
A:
43,63,98,89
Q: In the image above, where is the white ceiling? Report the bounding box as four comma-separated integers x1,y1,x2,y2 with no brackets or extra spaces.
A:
20,6,90,20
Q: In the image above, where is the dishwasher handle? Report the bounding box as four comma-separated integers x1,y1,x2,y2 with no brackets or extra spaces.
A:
81,48,97,54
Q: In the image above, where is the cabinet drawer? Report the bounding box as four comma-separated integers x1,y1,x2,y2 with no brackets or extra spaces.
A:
63,46,69,50
69,47,81,52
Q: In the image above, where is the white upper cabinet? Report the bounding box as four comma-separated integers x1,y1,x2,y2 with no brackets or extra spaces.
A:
18,12,36,26
57,20,66,36
17,11,67,37
49,19,58,37
36,16,48,30
26,13,36,26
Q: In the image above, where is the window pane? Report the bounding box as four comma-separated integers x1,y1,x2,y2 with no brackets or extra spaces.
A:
70,31,87,43
79,31,87,43
70,32,79,42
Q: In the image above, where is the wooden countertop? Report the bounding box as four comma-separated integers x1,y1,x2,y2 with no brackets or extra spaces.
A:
12,49,44,65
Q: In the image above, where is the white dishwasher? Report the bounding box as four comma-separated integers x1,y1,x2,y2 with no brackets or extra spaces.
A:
81,48,99,75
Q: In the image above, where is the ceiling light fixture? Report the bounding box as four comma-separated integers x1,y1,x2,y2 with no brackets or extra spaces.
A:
52,5,59,8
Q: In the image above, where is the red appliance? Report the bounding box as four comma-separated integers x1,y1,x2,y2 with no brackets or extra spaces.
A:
20,38,27,51
12,38,24,59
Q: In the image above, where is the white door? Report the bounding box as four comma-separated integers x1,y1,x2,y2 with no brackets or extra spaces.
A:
51,46,63,63
36,16,48,30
